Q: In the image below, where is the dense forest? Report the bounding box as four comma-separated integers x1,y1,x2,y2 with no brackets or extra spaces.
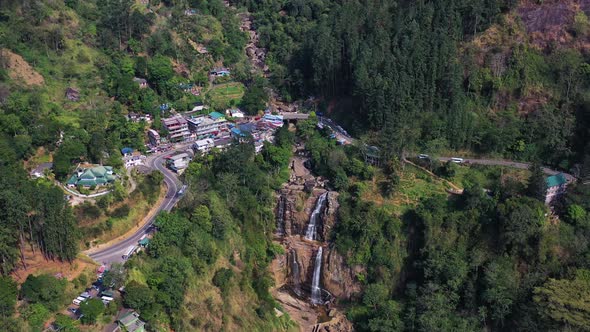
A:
233,0,590,330
236,0,590,171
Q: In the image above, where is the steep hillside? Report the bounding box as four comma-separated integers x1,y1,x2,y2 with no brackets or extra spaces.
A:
0,1,277,330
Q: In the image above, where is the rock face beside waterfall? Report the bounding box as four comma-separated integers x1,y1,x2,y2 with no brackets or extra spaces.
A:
320,192,339,241
281,189,329,238
285,239,316,292
323,246,363,300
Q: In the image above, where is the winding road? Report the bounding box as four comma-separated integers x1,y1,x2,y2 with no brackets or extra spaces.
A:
85,150,184,265
437,157,576,181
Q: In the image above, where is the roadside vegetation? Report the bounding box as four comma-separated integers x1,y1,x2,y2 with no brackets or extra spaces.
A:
119,126,295,330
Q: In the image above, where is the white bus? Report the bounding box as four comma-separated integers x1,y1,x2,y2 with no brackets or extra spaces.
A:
122,246,137,260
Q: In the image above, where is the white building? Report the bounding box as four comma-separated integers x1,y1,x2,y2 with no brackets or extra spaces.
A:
192,102,205,112
226,108,245,119
123,153,146,168
192,138,215,155
187,116,228,137
147,129,160,147
166,153,191,172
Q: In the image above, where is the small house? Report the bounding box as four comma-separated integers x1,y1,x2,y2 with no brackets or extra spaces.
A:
363,145,381,166
545,173,568,205
133,77,148,88
117,310,145,332
165,153,191,172
210,67,230,77
30,162,53,178
214,137,233,150
192,138,215,155
122,149,146,169
192,102,205,112
138,238,150,247
226,108,245,119
65,87,80,101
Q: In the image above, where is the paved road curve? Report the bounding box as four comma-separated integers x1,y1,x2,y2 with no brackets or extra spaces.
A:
438,157,576,181
85,151,183,265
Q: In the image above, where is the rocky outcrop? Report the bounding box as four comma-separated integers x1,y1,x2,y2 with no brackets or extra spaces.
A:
314,312,354,332
323,246,363,301
320,192,339,241
281,189,331,238
285,237,317,292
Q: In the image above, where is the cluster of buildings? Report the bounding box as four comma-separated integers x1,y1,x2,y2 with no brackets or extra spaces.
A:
147,108,284,173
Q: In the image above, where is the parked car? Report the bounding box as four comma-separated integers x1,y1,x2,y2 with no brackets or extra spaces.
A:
418,154,429,159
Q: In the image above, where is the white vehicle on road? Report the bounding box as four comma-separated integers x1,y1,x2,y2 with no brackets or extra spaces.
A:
122,246,137,260
450,157,464,163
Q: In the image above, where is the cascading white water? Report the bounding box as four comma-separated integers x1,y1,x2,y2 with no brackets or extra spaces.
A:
311,246,323,305
305,192,328,240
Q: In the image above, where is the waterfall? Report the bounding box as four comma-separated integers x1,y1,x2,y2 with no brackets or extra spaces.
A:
290,249,302,296
305,192,328,240
311,247,323,305
276,195,285,236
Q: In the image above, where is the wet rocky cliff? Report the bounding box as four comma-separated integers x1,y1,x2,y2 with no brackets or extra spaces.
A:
271,155,359,331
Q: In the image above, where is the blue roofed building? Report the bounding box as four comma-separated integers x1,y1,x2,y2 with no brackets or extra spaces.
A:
121,147,134,156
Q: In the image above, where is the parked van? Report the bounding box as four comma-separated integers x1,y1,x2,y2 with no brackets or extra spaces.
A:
451,157,464,163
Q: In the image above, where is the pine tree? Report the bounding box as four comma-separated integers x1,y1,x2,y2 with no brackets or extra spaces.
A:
526,162,546,202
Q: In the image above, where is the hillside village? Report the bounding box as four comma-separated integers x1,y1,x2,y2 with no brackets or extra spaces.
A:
1,0,590,331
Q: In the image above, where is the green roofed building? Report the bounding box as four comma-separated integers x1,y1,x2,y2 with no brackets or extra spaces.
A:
66,166,116,188
209,111,225,120
138,238,150,247
117,310,145,332
545,173,568,205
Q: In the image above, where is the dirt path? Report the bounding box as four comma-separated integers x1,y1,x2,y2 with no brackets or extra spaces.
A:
126,167,137,194
404,159,463,192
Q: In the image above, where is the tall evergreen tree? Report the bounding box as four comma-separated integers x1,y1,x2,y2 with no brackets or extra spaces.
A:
526,162,546,202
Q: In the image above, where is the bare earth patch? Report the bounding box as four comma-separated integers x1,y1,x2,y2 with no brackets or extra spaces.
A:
11,246,95,284
1,49,45,86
